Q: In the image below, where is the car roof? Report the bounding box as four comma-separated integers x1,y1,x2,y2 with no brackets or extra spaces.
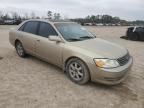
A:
16,19,77,30
24,19,75,24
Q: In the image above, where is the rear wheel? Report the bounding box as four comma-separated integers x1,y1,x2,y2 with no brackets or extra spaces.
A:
129,33,139,41
15,41,26,58
66,58,90,85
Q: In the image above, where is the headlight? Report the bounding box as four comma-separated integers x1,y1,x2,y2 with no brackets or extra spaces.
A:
94,59,119,68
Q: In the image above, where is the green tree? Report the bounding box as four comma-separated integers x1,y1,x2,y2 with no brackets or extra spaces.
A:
90,15,96,23
112,17,120,24
102,15,113,24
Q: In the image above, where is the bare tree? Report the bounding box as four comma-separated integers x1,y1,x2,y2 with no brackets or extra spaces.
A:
53,13,61,20
3,13,10,20
64,14,69,20
12,12,19,19
36,16,40,19
41,16,46,19
47,11,52,19
30,12,36,19
24,13,29,20
0,11,4,19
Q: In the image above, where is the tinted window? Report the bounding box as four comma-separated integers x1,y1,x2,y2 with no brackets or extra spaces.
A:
38,22,58,38
23,21,39,34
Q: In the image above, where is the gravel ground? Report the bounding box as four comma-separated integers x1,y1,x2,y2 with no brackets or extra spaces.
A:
0,25,144,108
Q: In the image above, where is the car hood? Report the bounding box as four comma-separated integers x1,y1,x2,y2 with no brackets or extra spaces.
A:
68,38,127,59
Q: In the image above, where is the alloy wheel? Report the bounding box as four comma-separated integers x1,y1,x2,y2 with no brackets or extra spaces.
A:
68,62,84,81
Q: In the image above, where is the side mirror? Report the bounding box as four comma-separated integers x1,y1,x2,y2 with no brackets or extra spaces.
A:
49,36,62,42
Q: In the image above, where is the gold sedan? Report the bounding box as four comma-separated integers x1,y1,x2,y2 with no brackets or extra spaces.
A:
9,19,133,85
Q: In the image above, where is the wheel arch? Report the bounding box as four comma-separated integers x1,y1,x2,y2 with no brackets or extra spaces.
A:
64,56,91,82
64,56,91,75
15,39,21,47
64,56,79,70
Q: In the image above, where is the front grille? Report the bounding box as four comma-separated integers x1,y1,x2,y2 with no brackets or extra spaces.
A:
117,53,130,66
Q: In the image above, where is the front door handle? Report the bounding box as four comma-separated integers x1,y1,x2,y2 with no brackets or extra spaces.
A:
37,39,40,42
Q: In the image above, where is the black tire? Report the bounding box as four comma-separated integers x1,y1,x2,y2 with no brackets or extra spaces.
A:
129,32,139,41
66,58,90,85
15,41,26,58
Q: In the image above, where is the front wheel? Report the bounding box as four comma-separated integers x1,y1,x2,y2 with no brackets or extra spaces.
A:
15,41,26,58
66,58,90,85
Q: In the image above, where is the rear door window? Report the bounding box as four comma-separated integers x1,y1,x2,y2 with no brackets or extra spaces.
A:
38,22,58,38
23,21,39,35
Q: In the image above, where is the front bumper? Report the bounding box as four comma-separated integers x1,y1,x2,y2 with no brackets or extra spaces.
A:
89,57,133,85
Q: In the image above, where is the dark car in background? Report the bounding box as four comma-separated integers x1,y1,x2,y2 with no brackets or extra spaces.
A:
126,26,144,41
0,19,22,25
0,19,4,24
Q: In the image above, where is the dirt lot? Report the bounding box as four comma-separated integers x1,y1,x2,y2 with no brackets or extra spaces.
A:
0,25,144,108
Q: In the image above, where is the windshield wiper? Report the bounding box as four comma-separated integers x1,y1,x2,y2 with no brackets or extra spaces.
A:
67,38,81,42
80,36,94,39
67,36,94,42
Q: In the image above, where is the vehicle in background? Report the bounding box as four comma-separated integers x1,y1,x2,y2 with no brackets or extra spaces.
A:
126,26,144,41
0,19,4,24
4,20,16,25
0,19,22,25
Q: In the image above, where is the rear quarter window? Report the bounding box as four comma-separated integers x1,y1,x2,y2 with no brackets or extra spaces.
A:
18,24,25,31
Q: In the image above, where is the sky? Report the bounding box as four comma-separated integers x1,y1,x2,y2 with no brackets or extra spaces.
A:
0,0,144,20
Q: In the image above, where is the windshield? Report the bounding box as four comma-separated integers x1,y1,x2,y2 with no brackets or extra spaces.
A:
54,23,95,42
